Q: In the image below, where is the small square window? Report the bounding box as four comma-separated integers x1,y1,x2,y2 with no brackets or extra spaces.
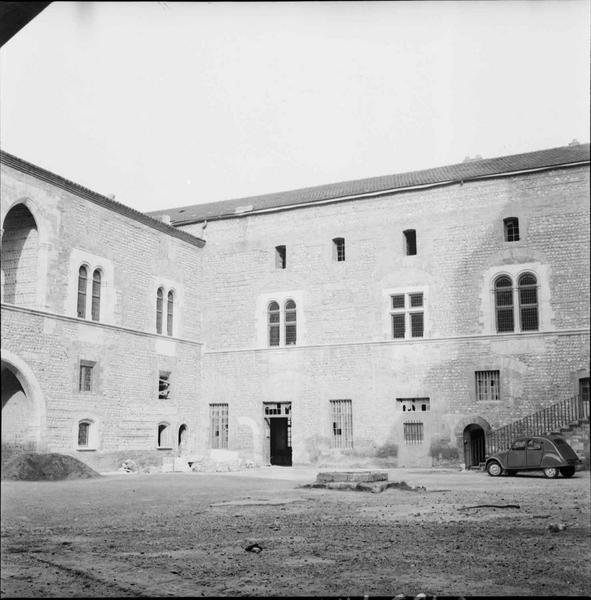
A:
391,294,405,309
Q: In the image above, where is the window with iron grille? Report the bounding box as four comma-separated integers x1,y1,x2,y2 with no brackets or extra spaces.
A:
210,403,229,449
331,399,353,449
158,371,171,400
494,276,514,332
77,265,88,318
397,398,430,412
79,361,95,392
475,370,500,401
403,421,423,444
275,245,286,269
91,269,101,321
390,292,424,339
503,217,520,242
403,229,417,255
518,273,538,331
333,237,346,262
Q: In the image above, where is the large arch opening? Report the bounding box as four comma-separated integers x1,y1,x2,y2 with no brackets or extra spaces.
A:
1,203,40,307
463,424,486,468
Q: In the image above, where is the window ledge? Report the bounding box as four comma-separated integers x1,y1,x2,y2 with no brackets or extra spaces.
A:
157,447,173,451
76,447,97,452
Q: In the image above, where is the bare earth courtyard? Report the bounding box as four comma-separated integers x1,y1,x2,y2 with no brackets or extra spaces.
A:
1,467,590,597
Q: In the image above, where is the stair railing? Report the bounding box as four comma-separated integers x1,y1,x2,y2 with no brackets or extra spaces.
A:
486,394,589,457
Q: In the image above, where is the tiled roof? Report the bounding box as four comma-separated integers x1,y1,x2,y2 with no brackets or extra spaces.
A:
148,143,590,225
0,150,205,248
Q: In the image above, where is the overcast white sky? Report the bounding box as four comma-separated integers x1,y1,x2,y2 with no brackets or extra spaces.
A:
1,1,589,213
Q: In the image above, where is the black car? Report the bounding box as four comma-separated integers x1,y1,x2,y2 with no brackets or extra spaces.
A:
486,435,581,478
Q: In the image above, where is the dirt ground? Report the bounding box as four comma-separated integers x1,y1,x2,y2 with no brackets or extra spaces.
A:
1,466,589,597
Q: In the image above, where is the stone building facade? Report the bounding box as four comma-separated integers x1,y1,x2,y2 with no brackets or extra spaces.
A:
1,144,589,470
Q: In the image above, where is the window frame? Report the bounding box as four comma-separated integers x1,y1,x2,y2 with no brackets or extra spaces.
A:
75,417,98,451
157,422,173,449
158,370,171,400
475,370,501,402
389,291,425,340
330,399,353,449
275,245,287,269
503,217,520,242
403,229,417,256
493,272,539,334
332,237,346,262
267,298,297,347
209,403,229,449
78,360,96,393
77,265,88,318
403,421,424,444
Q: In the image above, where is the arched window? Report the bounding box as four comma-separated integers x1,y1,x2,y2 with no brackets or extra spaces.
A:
156,288,164,334
268,301,280,346
167,290,174,336
495,276,514,333
285,299,297,345
157,422,171,448
518,273,538,331
77,266,88,318
91,269,101,321
77,419,94,447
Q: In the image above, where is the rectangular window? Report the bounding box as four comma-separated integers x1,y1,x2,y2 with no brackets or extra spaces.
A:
78,422,90,446
331,399,353,449
503,217,520,242
403,229,417,255
79,361,95,392
333,237,346,262
390,292,424,339
580,377,590,404
397,398,430,412
475,370,500,402
158,371,171,400
210,403,229,449
275,245,286,269
403,421,424,444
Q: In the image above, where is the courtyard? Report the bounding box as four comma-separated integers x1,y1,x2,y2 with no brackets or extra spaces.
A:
1,466,590,597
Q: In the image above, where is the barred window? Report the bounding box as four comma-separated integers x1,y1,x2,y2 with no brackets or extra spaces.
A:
285,300,297,345
77,265,88,318
331,399,353,449
157,422,172,448
210,403,229,449
156,287,164,334
390,292,424,339
333,237,346,262
167,290,174,336
158,371,171,400
79,361,95,392
475,370,500,401
397,398,430,412
91,269,101,321
503,217,520,242
518,273,538,331
275,245,286,269
403,229,417,256
268,301,280,346
403,421,423,444
494,276,514,333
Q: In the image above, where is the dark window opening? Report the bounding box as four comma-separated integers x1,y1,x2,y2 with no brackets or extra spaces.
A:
397,398,430,412
331,399,353,449
403,421,423,444
333,237,346,262
580,377,590,403
210,403,229,449
392,313,405,338
79,361,94,392
158,423,171,448
268,301,280,346
410,312,424,338
403,229,417,256
77,265,88,318
495,276,514,333
91,269,101,322
159,371,171,400
78,421,90,446
275,245,286,269
475,370,500,401
518,273,538,331
285,299,297,345
156,287,164,334
167,290,174,336
504,217,520,242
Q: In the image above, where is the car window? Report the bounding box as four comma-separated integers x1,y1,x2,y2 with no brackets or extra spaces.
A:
527,439,543,450
511,440,527,450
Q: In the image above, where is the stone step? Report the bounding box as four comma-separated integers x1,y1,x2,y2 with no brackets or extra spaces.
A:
316,470,388,484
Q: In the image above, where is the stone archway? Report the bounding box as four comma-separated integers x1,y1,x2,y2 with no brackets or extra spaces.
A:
454,416,491,469
1,350,46,455
177,424,188,457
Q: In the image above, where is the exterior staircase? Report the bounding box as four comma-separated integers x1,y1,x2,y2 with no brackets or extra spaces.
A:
482,394,590,468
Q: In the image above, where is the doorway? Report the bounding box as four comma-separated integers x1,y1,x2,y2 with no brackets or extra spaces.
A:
263,402,292,466
463,424,485,468
177,424,188,457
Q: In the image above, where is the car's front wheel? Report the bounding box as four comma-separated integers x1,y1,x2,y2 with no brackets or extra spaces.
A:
543,467,559,479
559,467,575,478
487,461,503,477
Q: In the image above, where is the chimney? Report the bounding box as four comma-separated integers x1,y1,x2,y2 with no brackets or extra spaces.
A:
159,214,171,225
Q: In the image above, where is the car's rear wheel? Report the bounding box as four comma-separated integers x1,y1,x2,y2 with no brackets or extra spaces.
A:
559,467,575,478
543,467,559,479
487,461,503,477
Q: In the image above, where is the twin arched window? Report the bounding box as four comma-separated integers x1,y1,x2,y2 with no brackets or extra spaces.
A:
156,287,175,335
77,265,102,321
494,272,538,333
268,300,297,346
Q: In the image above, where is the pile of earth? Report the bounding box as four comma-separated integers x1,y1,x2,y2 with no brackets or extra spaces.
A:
1,452,101,481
